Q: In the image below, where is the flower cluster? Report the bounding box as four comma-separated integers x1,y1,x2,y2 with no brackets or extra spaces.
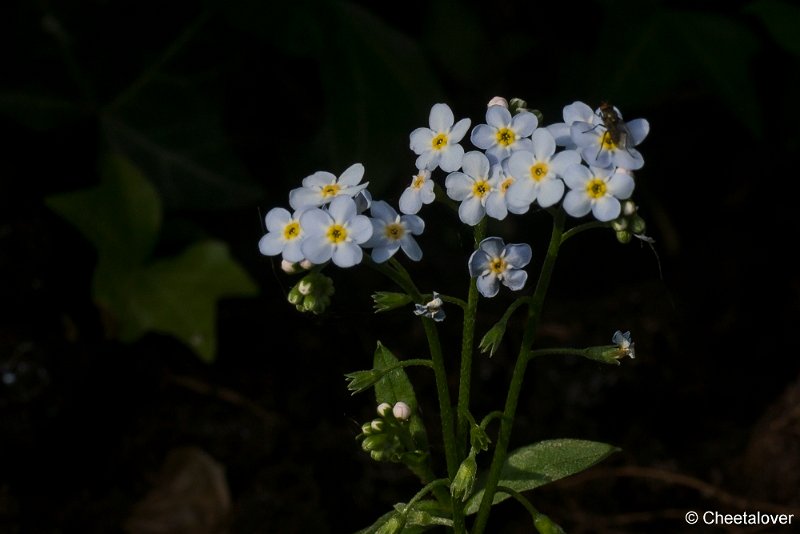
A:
260,97,650,303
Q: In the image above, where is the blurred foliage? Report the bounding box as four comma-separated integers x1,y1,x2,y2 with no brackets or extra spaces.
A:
46,154,257,361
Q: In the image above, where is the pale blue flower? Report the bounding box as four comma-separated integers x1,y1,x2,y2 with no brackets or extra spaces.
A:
399,169,435,215
612,330,635,359
258,207,306,263
410,103,471,172
300,196,373,268
468,237,532,298
445,151,500,226
470,105,538,164
546,101,598,148
562,164,635,222
363,201,424,263
414,292,446,322
289,163,369,210
506,129,579,213
569,105,649,170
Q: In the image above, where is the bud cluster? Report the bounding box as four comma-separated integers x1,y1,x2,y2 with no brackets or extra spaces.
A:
287,272,335,314
357,402,414,462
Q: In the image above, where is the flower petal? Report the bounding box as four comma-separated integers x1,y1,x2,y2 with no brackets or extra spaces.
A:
502,268,528,291
347,214,373,244
484,192,508,220
302,171,336,188
439,144,465,172
445,172,473,201
430,103,454,131
301,235,333,264
607,171,635,199
531,128,555,161
476,273,500,298
626,118,649,146
511,111,538,137
369,200,395,222
570,121,602,149
592,196,621,222
289,187,322,210
611,147,644,170
550,149,581,176
410,128,434,154
416,150,439,171
332,242,363,268
264,207,291,232
503,243,532,268
371,243,399,264
400,236,423,261
399,188,422,215
461,151,489,179
468,249,490,278
258,232,284,256
562,163,592,189
563,101,594,124
450,118,471,142
506,150,534,179
562,190,591,218
402,214,425,235
546,123,573,147
486,105,511,128
328,195,357,222
478,236,505,257
506,180,535,210
338,163,365,186
536,179,565,208
299,208,332,234
470,124,496,150
458,196,485,226
282,240,304,263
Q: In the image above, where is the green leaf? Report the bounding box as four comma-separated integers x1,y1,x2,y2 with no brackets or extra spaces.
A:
94,240,258,362
464,439,619,515
47,153,258,361
46,153,162,265
373,342,429,453
746,0,800,56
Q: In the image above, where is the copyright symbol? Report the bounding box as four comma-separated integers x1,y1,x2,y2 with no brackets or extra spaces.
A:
686,511,698,524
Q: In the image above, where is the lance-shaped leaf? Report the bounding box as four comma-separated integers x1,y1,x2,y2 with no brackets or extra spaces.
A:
464,439,619,515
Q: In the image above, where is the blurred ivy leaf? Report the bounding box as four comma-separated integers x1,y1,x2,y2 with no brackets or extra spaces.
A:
464,439,619,515
93,240,257,362
47,153,257,361
746,0,800,56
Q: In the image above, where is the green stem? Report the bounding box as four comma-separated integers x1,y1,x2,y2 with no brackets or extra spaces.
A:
437,294,467,310
456,219,487,456
405,478,451,513
472,209,566,534
495,486,540,523
367,259,465,532
526,347,591,361
479,411,505,431
560,221,608,244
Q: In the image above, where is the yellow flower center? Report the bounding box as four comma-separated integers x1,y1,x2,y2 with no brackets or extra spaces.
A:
384,222,405,241
326,223,348,244
600,130,617,151
472,179,491,198
529,162,549,182
489,257,507,274
496,128,516,147
282,221,301,240
321,184,341,197
431,133,448,151
500,177,514,193
412,174,426,189
586,178,608,199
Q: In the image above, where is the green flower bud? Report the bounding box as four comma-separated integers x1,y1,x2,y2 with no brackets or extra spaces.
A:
370,419,384,432
616,230,632,244
451,453,478,502
362,434,388,452
287,286,303,305
479,320,507,357
376,514,405,534
372,291,413,313
611,218,628,232
534,513,566,534
360,422,373,435
377,402,392,416
370,450,386,462
622,199,637,217
630,215,646,234
470,424,491,452
344,369,382,395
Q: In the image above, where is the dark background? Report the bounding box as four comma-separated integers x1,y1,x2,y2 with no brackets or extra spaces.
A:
2,0,799,532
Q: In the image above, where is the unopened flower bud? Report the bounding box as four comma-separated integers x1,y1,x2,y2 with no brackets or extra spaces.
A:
611,218,628,232
372,292,413,313
534,513,566,534
361,422,373,435
451,453,478,502
630,215,646,234
376,514,405,534
287,286,303,305
392,401,411,421
622,200,637,217
281,260,302,274
377,402,392,416
479,320,507,357
299,259,313,270
470,424,491,452
371,419,384,432
362,434,388,452
487,96,509,108
616,230,632,244
298,279,313,295
370,450,386,461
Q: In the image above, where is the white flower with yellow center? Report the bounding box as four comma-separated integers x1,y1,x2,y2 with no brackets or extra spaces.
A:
289,163,369,210
562,164,635,222
445,151,500,226
299,196,373,268
363,201,424,263
258,207,307,262
612,330,635,359
468,237,532,298
545,101,598,148
399,169,435,215
506,129,580,213
470,105,538,164
410,103,471,172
